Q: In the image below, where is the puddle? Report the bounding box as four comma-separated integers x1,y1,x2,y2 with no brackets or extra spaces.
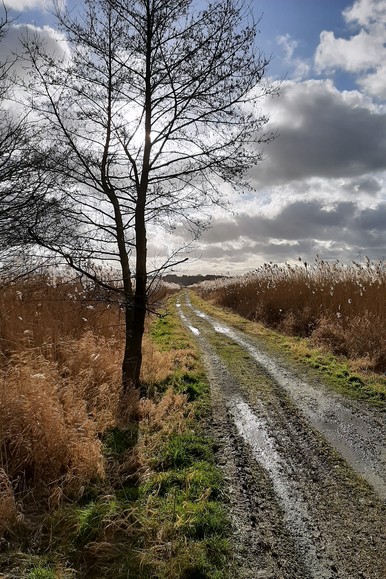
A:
195,310,209,319
188,300,386,500
177,305,200,336
231,398,332,578
189,325,200,335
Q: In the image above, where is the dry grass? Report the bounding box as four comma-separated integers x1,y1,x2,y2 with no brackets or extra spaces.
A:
140,336,177,385
0,349,106,495
0,468,17,535
0,274,124,361
56,332,122,432
0,275,124,508
197,258,386,371
0,277,229,577
0,274,174,525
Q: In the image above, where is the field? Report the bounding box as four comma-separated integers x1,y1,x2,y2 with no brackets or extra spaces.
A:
0,275,230,578
1,260,385,576
196,258,386,373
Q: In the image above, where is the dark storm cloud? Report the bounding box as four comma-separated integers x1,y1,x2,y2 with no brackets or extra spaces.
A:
251,80,386,186
342,176,383,195
355,204,386,231
204,201,357,244
201,199,386,264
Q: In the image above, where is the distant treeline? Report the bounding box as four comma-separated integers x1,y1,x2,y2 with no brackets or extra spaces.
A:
163,274,227,287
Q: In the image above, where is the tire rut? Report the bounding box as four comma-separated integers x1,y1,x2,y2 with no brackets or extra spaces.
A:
177,295,386,579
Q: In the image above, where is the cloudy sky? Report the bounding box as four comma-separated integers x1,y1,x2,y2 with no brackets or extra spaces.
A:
3,0,386,274
199,0,386,274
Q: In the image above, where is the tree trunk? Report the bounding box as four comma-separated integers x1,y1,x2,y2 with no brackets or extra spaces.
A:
121,1,152,393
121,291,146,392
121,296,135,392
122,191,147,393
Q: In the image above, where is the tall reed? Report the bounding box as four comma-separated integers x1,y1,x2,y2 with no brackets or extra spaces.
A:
197,258,386,371
0,273,173,521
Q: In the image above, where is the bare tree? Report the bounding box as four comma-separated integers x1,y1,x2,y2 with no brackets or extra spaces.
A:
0,4,72,282
21,0,274,391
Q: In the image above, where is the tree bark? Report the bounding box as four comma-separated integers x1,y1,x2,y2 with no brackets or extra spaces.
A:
121,193,147,392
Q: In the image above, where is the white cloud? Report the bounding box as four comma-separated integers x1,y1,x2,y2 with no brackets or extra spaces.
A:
276,34,310,80
359,63,386,99
314,0,386,99
3,0,66,12
251,79,386,186
4,0,48,11
315,28,383,72
343,0,386,26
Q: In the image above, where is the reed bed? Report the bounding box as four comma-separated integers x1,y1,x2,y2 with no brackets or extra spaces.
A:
0,273,174,522
197,258,386,371
0,274,227,578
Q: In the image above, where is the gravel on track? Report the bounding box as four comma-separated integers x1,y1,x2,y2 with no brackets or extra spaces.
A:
177,294,386,579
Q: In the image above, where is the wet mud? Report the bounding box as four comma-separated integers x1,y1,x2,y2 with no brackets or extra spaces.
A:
177,294,386,579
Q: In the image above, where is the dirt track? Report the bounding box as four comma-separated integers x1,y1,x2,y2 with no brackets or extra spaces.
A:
177,293,386,579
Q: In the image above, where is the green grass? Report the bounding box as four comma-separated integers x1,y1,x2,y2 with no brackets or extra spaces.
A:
27,568,56,579
156,433,214,469
102,424,139,457
73,498,121,547
151,299,192,351
141,462,223,501
0,294,231,579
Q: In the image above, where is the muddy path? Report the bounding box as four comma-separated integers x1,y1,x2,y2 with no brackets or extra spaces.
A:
177,293,386,579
